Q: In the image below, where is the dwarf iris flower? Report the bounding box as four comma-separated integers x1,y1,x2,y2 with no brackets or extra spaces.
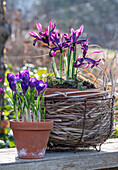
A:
29,20,56,46
49,31,69,57
73,42,102,68
63,25,88,51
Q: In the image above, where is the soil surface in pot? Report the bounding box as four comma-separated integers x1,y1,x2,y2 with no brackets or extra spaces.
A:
47,76,96,90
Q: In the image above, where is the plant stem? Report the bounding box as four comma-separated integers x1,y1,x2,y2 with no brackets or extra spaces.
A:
33,112,35,122
22,113,24,122
25,108,28,122
15,107,19,122
43,107,46,122
72,45,76,79
66,49,71,80
21,103,24,122
28,108,32,122
38,110,41,122
60,52,63,84
52,57,59,78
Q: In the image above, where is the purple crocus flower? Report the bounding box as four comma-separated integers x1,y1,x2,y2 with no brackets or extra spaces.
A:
29,20,56,46
35,80,48,95
0,77,3,81
29,77,37,90
0,78,4,94
7,73,15,83
21,82,29,94
49,31,69,57
0,88,4,94
19,69,29,83
15,74,20,81
9,81,17,91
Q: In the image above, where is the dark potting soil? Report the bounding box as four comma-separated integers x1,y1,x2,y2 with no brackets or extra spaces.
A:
47,76,96,90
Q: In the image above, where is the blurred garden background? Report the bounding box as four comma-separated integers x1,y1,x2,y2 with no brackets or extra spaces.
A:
0,0,118,148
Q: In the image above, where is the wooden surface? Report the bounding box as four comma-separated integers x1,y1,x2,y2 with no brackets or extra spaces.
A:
0,139,118,170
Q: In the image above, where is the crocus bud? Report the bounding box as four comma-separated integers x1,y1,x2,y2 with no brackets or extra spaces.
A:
9,81,16,91
19,69,30,83
7,73,15,83
15,74,20,82
29,77,37,90
21,82,28,94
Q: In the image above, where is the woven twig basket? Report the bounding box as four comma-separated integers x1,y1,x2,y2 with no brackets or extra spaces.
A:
45,90,114,151
45,55,117,151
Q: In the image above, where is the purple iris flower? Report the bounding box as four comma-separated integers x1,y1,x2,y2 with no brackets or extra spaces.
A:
70,25,84,45
0,77,3,81
63,25,88,51
73,41,103,69
19,69,29,83
7,73,15,83
29,20,56,46
9,81,17,91
49,31,69,57
35,80,48,95
29,77,37,90
73,57,101,69
0,88,4,94
21,82,29,94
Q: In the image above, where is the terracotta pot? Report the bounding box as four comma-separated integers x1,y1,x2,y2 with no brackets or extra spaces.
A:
10,120,53,159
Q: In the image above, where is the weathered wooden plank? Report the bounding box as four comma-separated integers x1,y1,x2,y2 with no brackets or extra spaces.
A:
0,139,118,170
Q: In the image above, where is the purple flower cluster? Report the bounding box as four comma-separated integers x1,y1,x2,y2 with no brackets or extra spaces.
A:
7,69,48,95
29,20,102,69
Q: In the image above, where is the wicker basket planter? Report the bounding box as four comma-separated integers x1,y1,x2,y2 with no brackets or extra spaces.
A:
45,90,114,151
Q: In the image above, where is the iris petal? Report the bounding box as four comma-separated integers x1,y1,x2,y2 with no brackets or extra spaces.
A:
36,23,43,32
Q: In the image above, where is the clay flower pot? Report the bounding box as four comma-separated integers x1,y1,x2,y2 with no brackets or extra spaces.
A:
10,120,53,159
45,88,101,97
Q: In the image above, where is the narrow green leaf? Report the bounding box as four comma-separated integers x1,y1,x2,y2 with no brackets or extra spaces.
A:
66,49,71,80
72,45,76,79
60,52,63,83
52,57,59,78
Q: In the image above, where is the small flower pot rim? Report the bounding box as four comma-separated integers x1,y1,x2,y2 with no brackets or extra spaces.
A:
10,119,53,130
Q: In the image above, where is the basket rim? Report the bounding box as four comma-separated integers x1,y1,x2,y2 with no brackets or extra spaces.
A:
45,90,113,101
